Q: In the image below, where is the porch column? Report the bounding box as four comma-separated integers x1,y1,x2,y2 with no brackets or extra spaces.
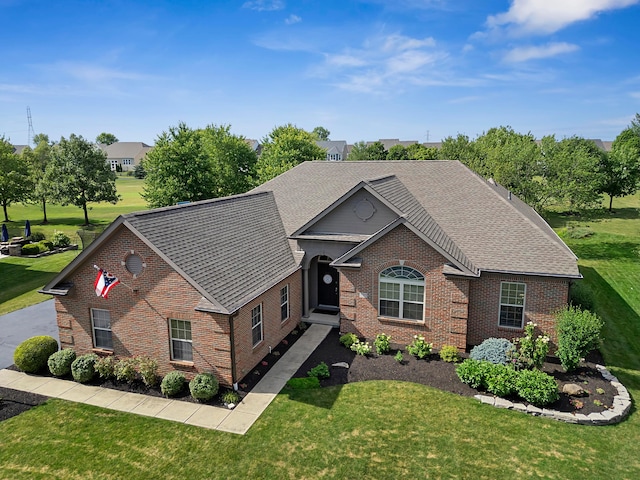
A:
303,266,310,318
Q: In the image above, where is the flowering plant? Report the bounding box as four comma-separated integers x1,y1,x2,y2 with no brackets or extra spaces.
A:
406,335,432,359
509,322,550,370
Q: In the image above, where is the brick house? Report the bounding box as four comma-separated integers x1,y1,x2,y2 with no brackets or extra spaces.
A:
42,160,580,387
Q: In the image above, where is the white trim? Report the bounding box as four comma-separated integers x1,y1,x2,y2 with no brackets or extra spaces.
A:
378,266,425,321
170,318,193,361
251,303,263,347
498,282,526,329
280,285,289,322
90,308,113,350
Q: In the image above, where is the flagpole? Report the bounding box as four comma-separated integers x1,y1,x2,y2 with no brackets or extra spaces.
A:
93,264,134,291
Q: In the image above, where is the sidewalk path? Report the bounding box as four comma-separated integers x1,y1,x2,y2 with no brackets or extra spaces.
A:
0,323,332,434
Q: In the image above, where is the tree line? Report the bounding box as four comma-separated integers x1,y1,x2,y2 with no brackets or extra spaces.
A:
2,116,639,224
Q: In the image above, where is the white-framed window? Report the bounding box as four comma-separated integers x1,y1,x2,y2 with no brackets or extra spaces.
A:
91,308,113,349
170,319,193,361
499,282,526,328
280,285,289,322
378,266,425,321
122,158,133,165
251,304,263,347
110,160,118,171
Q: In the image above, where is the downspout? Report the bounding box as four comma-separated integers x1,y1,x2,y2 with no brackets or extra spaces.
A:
229,312,239,389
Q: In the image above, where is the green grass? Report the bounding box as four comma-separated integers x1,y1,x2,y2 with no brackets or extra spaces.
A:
2,190,640,478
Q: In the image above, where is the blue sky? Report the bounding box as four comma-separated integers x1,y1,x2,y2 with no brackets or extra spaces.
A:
2,0,640,146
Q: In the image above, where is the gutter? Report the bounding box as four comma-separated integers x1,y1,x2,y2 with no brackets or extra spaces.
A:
229,311,239,389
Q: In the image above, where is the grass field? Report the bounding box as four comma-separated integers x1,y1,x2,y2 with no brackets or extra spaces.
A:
1,189,640,478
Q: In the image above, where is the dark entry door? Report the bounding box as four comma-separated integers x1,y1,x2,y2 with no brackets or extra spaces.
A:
317,262,339,309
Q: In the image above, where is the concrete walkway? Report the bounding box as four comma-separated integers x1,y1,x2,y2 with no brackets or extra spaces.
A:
0,323,332,435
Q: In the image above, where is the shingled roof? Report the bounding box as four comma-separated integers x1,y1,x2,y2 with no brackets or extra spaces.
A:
253,160,580,278
42,191,299,314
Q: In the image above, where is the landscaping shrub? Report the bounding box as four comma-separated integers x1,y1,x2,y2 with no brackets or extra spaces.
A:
114,358,137,384
339,332,358,348
374,333,391,355
21,243,40,255
47,349,76,377
394,350,404,363
13,335,59,373
515,369,559,407
221,390,240,404
470,338,513,365
439,345,461,363
485,364,519,397
51,231,71,248
509,322,550,370
71,354,98,383
406,335,432,359
286,377,320,390
307,361,330,379
556,305,603,372
137,357,159,387
456,359,492,389
29,231,46,242
95,356,117,379
160,371,186,397
569,281,594,311
350,340,372,356
189,373,219,401
38,240,54,252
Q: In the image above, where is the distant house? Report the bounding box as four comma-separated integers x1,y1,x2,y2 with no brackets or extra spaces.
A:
316,140,348,161
367,139,419,150
41,160,580,387
11,145,28,155
99,142,152,172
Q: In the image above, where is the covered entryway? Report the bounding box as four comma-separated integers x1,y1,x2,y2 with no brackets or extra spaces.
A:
317,260,339,311
303,255,340,327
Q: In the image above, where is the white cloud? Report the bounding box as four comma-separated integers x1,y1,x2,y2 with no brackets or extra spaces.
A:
503,42,579,62
285,14,301,25
243,0,284,12
487,0,640,36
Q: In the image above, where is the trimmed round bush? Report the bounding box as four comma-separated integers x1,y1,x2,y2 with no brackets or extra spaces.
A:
71,354,99,383
439,345,461,363
21,243,40,255
189,373,219,401
95,355,117,379
515,369,559,407
13,335,59,373
161,371,186,397
470,338,514,365
30,231,46,242
339,332,358,348
51,231,71,248
48,349,76,377
455,359,493,389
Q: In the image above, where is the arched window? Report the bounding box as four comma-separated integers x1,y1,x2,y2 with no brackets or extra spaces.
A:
379,266,425,321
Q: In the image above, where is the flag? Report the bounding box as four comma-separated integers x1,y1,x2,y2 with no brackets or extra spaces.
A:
94,269,120,299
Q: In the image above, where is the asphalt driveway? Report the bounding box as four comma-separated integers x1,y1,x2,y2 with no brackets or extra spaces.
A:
0,300,58,369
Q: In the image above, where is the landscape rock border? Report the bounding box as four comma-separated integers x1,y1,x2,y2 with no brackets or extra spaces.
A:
474,364,632,425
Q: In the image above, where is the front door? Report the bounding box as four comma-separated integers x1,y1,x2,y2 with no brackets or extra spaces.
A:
317,262,339,309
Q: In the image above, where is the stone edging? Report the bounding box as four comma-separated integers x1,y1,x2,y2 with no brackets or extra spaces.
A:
474,364,632,425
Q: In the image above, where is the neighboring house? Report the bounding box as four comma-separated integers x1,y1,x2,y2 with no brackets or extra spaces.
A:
316,140,348,161
11,145,28,155
99,142,153,172
367,139,419,150
41,160,580,387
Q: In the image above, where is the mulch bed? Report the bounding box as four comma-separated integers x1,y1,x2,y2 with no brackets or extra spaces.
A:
293,329,616,415
0,327,617,422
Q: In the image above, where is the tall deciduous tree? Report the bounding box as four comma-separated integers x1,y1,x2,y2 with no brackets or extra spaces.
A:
347,141,369,161
256,124,325,183
387,144,408,160
21,135,55,223
44,134,119,225
96,132,119,145
599,127,640,211
0,137,30,222
143,123,257,208
366,141,387,160
312,126,330,141
406,143,438,160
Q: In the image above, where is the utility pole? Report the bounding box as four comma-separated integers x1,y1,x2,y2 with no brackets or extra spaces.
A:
27,106,35,145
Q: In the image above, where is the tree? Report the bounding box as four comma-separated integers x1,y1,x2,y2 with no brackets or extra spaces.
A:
366,141,387,160
44,134,119,225
347,141,369,161
32,133,50,146
96,132,119,145
0,136,30,222
256,124,326,183
143,123,257,208
630,113,640,136
312,126,330,141
406,143,438,160
21,134,55,223
599,127,640,211
438,134,483,169
387,144,408,160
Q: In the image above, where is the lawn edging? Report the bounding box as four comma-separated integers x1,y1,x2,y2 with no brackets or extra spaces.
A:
474,364,632,425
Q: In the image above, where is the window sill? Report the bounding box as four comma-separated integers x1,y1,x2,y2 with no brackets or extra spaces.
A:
498,325,524,331
378,316,425,327
169,360,194,368
91,348,114,356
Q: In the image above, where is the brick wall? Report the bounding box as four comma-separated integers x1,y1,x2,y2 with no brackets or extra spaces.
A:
339,225,469,349
55,225,302,387
338,224,570,351
467,273,569,347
